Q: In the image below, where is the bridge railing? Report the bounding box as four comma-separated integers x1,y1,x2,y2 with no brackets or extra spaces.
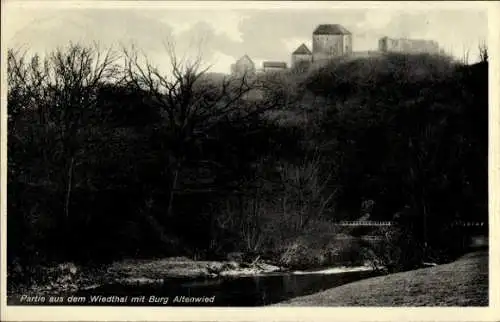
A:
450,221,486,227
334,235,384,241
335,221,394,227
332,221,486,227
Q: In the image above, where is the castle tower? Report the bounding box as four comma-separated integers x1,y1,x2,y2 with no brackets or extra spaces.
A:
291,43,312,68
231,54,256,77
312,24,352,62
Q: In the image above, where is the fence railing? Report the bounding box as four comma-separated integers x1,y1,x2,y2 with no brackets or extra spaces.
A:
334,235,384,241
335,221,394,227
450,221,486,227
334,220,486,228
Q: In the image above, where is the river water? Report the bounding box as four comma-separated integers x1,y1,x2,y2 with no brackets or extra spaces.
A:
75,269,382,306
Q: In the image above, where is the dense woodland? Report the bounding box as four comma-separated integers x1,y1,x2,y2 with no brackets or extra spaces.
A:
7,42,488,281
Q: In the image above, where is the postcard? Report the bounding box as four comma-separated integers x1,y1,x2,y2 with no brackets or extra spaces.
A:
1,1,499,321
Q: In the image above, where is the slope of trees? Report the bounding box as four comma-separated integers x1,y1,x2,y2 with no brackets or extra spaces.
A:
7,44,488,281
300,52,488,263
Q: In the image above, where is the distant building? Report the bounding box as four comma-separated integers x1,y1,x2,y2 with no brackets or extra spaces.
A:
262,61,287,72
292,43,313,68
378,37,440,54
312,24,353,61
351,51,383,59
231,55,256,77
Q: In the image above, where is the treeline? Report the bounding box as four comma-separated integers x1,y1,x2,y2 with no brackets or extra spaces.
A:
7,43,488,276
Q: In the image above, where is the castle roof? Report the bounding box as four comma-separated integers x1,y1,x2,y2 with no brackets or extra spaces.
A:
235,54,254,66
313,24,351,35
292,43,312,55
263,61,287,69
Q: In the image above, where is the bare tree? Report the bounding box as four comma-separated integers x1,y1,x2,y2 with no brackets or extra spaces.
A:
122,41,287,219
7,48,45,122
277,150,339,233
461,46,470,65
478,42,488,63
212,148,340,258
8,42,121,219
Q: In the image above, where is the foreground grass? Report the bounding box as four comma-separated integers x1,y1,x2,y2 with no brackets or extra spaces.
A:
276,251,488,306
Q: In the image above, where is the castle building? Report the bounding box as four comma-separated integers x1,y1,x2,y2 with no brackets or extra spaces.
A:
230,54,256,77
291,43,312,68
231,26,444,78
262,61,288,72
378,37,440,54
312,24,352,61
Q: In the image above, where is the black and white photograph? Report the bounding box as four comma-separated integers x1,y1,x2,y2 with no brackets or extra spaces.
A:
1,0,498,320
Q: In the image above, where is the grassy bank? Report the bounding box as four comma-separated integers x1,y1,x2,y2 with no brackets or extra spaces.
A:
276,250,488,306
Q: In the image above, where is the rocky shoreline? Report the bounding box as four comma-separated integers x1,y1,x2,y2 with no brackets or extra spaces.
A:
9,256,380,298
8,257,285,296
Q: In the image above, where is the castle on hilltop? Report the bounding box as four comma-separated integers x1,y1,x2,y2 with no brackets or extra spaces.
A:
378,36,440,55
290,23,352,69
230,23,441,75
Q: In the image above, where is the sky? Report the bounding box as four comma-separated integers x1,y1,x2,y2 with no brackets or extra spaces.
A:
4,1,491,74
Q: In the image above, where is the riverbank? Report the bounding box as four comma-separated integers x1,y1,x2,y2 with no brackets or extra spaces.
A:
106,256,284,281
7,256,285,296
276,250,488,306
291,265,373,275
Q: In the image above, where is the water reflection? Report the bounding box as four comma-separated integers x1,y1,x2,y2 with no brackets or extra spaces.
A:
78,270,381,306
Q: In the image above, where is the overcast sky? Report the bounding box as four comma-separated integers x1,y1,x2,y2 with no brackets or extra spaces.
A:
5,1,491,74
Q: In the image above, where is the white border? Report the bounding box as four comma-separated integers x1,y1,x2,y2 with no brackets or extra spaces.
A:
1,1,495,10
2,1,499,321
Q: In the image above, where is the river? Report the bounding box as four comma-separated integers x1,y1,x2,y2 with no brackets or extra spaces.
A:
74,269,382,306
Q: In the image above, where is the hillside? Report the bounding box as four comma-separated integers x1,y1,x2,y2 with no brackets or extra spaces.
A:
276,251,488,306
7,44,488,294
